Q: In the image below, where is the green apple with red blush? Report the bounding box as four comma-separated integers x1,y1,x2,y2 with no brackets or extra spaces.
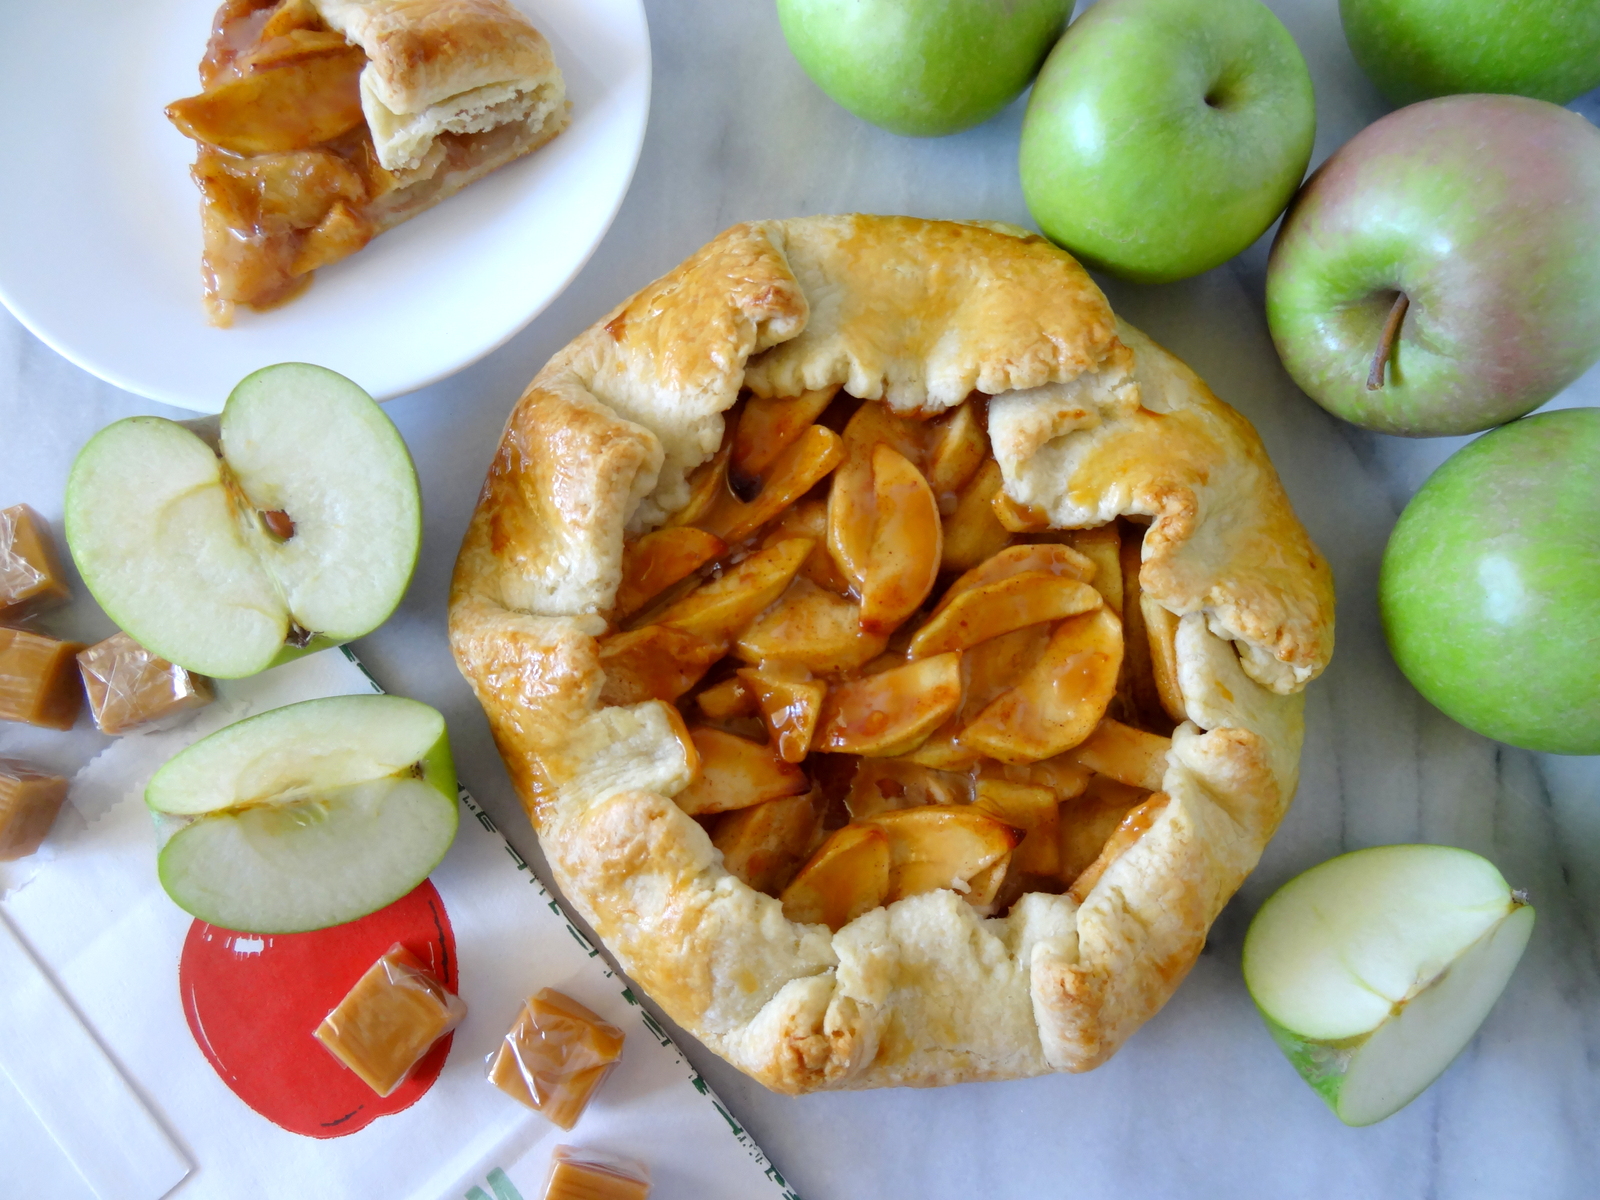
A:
1380,408,1600,755
1267,95,1600,437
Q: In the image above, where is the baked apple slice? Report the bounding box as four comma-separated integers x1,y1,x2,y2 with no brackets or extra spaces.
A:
1070,718,1172,791
859,444,942,635
613,528,726,621
868,805,1021,904
941,459,1013,572
924,400,988,499
780,824,891,931
731,387,839,490
674,727,808,816
961,607,1123,763
699,424,843,544
737,667,826,763
711,791,822,896
1065,524,1123,613
826,403,925,589
598,626,725,706
908,571,1100,657
655,538,812,644
735,579,888,673
972,779,1061,876
813,653,962,756
763,500,853,594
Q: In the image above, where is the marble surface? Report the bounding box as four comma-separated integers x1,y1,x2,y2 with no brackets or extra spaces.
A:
4,2,1599,1197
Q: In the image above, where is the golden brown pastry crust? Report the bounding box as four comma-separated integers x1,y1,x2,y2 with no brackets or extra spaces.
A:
449,215,1334,1093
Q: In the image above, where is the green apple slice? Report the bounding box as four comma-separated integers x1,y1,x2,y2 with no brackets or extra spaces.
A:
66,363,421,678
1243,844,1533,1126
147,695,458,933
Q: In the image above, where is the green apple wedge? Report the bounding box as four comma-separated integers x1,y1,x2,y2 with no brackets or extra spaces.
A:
66,363,421,678
1243,845,1533,1126
148,695,458,933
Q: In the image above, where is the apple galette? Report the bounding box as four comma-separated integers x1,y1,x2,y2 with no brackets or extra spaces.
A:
449,216,1334,1092
166,0,568,325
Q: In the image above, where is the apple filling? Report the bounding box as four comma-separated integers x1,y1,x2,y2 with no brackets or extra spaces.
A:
609,389,1191,931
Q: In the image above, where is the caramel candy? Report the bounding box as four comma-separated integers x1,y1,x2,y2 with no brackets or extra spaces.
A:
0,758,69,861
488,988,625,1129
542,1147,651,1200
0,505,70,619
0,627,84,730
77,632,213,735
314,943,466,1096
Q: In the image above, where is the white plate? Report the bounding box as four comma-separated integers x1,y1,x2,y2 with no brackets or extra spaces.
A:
0,0,650,412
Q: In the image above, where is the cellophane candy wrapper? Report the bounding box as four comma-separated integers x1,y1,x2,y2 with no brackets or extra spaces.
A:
0,504,70,619
0,757,69,861
315,942,467,1097
488,988,625,1129
77,632,213,735
542,1145,651,1200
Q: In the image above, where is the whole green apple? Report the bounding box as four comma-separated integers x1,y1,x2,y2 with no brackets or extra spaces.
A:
1018,0,1315,284
1341,0,1600,107
1380,408,1600,755
776,0,1071,137
1267,95,1600,437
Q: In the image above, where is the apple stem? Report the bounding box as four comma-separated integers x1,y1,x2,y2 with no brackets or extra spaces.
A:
261,509,296,540
1367,292,1409,391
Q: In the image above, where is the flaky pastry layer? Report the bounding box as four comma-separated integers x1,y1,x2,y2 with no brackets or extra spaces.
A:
449,216,1334,1092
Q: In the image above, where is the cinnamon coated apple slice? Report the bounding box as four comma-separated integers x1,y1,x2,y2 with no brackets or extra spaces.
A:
654,538,811,644
859,444,942,635
1069,792,1171,902
1142,594,1188,722
826,404,925,589
1064,524,1123,613
1070,718,1172,791
166,44,367,155
698,425,843,544
664,440,732,530
940,542,1096,604
735,579,888,673
908,572,1100,657
941,459,1013,572
696,675,756,721
674,727,808,816
924,401,988,499
597,626,725,706
711,791,821,896
813,652,962,757
737,667,826,763
613,528,726,621
763,500,853,595
780,824,891,931
960,607,1124,764
1058,775,1149,885
972,779,1061,876
868,805,1020,904
731,387,839,489
844,759,971,822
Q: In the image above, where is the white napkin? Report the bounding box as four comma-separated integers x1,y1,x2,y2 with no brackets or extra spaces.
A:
1,649,799,1200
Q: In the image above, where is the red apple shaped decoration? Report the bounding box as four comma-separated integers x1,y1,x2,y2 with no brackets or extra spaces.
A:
180,881,458,1138
1267,95,1600,436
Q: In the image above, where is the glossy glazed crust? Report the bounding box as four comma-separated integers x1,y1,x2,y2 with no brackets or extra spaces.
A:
449,216,1332,1092
316,0,558,113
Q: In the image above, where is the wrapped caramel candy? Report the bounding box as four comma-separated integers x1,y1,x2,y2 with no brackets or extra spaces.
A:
542,1146,651,1200
314,943,466,1097
0,758,69,861
0,626,84,729
77,632,213,735
0,505,70,619
488,988,624,1129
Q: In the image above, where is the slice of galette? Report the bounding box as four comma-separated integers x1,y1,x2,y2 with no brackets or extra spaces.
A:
166,0,568,325
449,215,1335,1093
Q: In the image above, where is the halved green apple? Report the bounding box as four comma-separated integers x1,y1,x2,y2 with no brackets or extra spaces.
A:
66,364,421,678
1242,844,1534,1126
147,695,458,934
